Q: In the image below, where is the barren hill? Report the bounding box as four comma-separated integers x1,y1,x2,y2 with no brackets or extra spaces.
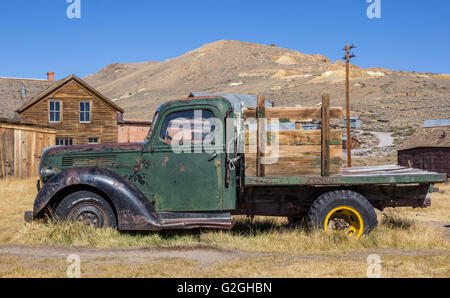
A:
85,40,450,133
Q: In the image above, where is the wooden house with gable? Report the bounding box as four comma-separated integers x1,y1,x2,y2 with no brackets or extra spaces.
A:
16,74,124,145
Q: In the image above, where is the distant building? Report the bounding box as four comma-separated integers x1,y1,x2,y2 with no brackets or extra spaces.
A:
296,121,320,131
423,119,450,128
118,119,152,143
398,120,450,176
343,116,361,129
342,136,361,150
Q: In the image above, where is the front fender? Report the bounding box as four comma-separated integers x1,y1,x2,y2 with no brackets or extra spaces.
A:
33,167,162,230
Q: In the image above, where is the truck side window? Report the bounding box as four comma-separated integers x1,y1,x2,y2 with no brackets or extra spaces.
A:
160,110,215,145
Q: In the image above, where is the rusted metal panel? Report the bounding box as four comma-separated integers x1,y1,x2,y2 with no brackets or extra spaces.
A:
33,167,232,230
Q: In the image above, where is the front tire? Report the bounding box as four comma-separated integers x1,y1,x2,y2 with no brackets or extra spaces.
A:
307,190,378,238
55,191,117,229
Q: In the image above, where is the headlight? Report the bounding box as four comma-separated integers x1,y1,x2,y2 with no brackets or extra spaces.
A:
40,167,60,184
38,146,59,184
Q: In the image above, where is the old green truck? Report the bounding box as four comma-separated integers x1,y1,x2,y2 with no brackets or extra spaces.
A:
25,94,447,238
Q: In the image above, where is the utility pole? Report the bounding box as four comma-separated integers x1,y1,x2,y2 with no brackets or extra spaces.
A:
343,44,356,167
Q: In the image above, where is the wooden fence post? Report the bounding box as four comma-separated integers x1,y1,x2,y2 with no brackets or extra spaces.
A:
321,95,330,176
256,95,266,177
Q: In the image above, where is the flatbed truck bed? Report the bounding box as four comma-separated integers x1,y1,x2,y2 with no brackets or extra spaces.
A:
246,165,447,186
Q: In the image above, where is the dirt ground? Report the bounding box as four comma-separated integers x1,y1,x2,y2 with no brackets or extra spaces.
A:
1,244,449,278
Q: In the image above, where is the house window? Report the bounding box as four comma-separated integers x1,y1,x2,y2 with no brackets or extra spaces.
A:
88,138,99,144
49,101,61,123
80,102,91,123
56,138,73,146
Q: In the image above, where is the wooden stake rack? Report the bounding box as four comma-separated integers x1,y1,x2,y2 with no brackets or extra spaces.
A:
243,95,344,177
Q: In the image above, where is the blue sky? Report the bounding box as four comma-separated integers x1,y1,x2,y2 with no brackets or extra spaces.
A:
1,0,449,80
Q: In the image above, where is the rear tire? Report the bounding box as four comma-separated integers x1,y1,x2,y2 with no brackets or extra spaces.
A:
55,191,117,229
307,190,377,238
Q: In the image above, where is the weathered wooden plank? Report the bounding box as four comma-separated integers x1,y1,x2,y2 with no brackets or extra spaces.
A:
246,145,341,157
2,128,14,178
0,123,54,133
245,130,342,146
264,166,321,176
245,146,342,176
321,95,330,176
29,131,36,178
19,130,31,178
244,107,344,120
13,129,20,178
0,129,5,178
0,126,56,179
256,95,266,177
246,156,342,169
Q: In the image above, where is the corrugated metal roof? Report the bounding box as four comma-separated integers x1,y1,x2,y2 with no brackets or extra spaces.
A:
423,119,450,128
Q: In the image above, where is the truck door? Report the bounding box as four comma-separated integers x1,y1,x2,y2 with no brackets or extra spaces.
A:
151,107,225,211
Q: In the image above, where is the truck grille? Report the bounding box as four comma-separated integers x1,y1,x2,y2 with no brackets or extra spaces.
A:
62,155,116,167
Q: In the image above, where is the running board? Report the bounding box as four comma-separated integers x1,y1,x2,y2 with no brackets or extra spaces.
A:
154,212,233,230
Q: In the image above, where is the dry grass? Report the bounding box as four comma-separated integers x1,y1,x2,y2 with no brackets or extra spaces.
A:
0,178,37,243
396,183,450,224
0,178,449,277
8,216,448,253
1,178,449,253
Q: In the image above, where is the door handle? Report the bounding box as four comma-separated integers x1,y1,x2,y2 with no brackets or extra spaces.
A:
208,152,218,162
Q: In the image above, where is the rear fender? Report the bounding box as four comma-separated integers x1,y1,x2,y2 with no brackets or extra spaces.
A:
33,167,161,230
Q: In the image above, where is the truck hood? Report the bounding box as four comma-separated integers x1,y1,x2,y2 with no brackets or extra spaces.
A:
44,142,145,156
38,142,145,184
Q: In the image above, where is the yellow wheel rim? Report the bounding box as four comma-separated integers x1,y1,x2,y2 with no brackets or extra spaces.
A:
324,206,364,239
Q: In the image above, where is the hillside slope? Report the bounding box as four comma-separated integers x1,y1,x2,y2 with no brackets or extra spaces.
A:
84,40,450,132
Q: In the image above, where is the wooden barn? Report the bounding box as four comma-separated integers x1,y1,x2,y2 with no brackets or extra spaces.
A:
16,75,124,145
398,122,450,176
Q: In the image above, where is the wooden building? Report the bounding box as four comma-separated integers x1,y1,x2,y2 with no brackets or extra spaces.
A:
342,136,361,150
398,123,450,176
17,75,124,145
118,119,152,143
343,116,361,129
0,119,55,179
